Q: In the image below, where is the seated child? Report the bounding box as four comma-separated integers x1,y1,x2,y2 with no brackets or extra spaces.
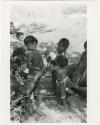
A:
24,35,44,97
52,55,77,107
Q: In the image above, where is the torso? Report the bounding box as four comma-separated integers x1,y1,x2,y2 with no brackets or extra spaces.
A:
54,66,68,82
27,50,43,70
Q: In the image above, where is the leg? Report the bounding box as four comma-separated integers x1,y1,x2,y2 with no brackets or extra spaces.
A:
31,71,42,100
60,83,69,108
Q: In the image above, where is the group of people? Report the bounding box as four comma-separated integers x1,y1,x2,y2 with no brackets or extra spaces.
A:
10,31,87,108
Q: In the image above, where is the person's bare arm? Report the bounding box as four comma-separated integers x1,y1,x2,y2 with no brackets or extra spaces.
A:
66,77,78,89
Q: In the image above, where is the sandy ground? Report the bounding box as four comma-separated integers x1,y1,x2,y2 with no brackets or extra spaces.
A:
10,5,87,122
24,73,87,123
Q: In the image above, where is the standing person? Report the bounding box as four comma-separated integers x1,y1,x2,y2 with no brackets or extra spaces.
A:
52,38,70,96
24,35,44,97
51,55,77,107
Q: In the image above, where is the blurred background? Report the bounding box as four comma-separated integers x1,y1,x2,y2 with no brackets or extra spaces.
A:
10,3,87,64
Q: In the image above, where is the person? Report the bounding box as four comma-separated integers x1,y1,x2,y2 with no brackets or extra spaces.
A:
72,41,87,86
11,47,28,86
52,38,70,95
10,32,26,57
24,35,44,98
10,22,16,34
70,41,87,97
51,55,77,107
10,47,28,98
44,47,52,67
56,38,69,56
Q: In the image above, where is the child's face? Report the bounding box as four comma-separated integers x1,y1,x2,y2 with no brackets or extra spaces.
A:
27,43,37,51
19,35,24,41
57,45,65,54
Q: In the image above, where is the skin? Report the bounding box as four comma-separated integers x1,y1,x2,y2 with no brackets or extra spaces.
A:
52,44,68,96
51,65,77,107
27,42,37,51
18,35,24,42
26,42,44,97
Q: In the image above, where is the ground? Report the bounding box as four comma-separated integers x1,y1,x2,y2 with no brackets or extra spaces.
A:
10,53,86,123
24,72,87,123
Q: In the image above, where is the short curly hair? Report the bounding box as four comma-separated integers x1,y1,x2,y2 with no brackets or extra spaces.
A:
24,35,38,46
58,38,69,49
16,32,24,39
56,55,68,68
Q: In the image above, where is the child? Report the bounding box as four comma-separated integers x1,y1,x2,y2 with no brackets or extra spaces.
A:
24,35,44,97
52,55,77,107
10,22,16,34
56,38,69,56
10,32,26,57
16,32,24,40
13,32,26,50
52,38,70,95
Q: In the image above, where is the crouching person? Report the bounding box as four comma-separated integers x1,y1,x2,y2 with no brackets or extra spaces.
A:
24,35,45,99
51,55,77,108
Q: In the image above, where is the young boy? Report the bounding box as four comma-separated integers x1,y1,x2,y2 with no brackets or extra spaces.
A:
24,35,44,97
52,55,77,107
52,38,70,95
56,38,69,56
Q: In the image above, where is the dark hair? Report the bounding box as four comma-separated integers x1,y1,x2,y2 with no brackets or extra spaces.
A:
58,38,69,49
10,22,14,25
56,55,68,68
84,41,87,49
12,47,26,58
24,35,38,46
16,32,24,39
12,47,27,65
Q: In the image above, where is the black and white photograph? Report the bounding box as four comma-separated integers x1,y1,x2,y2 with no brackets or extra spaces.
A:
10,1,87,123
